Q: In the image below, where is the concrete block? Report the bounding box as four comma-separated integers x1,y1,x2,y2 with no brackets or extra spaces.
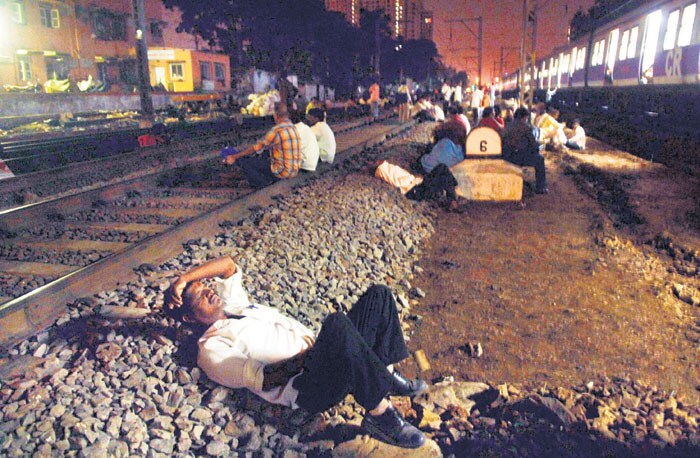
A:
451,159,523,201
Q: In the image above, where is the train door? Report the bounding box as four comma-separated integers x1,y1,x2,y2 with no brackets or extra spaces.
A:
640,9,662,83
605,28,620,84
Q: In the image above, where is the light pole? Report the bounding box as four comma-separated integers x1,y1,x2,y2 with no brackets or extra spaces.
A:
132,0,154,118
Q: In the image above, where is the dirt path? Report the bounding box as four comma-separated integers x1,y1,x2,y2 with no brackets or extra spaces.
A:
408,139,700,404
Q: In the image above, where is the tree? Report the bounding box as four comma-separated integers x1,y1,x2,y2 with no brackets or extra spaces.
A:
569,0,638,42
164,0,441,95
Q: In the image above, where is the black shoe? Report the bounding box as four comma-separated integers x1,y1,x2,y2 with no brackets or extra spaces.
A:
362,404,426,449
535,187,549,195
390,370,428,397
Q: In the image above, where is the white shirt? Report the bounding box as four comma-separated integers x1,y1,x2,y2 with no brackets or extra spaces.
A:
310,121,336,163
441,83,453,101
470,89,483,108
453,86,463,103
197,267,315,408
295,122,320,171
432,105,445,122
569,125,586,149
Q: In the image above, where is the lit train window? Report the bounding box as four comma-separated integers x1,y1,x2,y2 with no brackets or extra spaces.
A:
607,29,620,70
677,3,696,47
628,26,639,58
569,48,577,74
577,47,586,69
620,29,630,60
596,39,606,65
593,41,600,65
663,9,680,50
641,10,662,74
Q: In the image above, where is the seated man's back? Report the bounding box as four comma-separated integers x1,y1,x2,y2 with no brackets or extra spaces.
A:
307,109,336,164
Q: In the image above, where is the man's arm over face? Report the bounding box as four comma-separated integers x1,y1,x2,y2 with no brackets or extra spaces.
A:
165,256,238,309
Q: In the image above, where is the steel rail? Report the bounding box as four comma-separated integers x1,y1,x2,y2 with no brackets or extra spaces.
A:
0,120,414,349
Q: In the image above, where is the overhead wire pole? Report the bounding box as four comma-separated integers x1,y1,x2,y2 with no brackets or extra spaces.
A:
528,2,538,107
446,16,483,85
519,0,529,106
132,0,154,118
500,46,519,78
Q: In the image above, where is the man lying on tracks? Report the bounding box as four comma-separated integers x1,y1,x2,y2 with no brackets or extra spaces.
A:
163,256,428,449
223,103,301,188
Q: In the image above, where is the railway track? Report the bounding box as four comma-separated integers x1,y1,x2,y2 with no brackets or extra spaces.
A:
0,109,360,175
0,118,414,348
0,111,387,211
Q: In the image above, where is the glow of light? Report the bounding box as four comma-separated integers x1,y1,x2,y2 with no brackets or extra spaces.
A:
16,49,28,55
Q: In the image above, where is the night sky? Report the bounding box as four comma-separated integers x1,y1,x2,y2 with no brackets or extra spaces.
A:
427,0,597,83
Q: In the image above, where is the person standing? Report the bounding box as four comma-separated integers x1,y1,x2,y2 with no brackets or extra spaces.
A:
396,81,412,123
440,81,453,113
369,81,381,121
224,103,301,188
470,85,484,124
454,82,464,108
277,72,298,111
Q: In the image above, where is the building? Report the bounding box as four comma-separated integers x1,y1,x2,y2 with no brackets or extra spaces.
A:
324,0,433,41
420,10,433,41
148,48,230,93
0,0,230,93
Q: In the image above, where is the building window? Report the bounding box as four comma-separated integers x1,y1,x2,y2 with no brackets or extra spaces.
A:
119,61,138,85
18,56,32,81
215,63,225,83
93,11,127,41
200,62,211,80
150,22,164,45
45,56,70,80
97,62,109,83
11,1,26,24
170,63,185,80
40,7,60,28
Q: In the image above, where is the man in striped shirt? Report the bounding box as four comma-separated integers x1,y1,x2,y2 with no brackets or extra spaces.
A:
224,103,301,188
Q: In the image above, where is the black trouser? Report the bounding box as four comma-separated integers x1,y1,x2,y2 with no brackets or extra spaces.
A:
505,151,547,191
293,285,409,414
237,151,279,189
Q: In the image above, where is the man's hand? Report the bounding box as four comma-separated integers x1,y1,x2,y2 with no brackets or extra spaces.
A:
223,155,237,165
164,276,188,309
262,350,308,391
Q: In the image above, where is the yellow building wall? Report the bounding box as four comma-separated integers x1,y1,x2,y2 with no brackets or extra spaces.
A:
148,48,194,92
148,48,231,93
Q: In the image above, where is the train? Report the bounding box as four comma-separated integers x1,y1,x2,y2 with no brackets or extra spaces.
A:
499,0,698,98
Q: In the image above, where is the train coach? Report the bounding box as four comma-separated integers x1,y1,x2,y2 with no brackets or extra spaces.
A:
501,0,698,96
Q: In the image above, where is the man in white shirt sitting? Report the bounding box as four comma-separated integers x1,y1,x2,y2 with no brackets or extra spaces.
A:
565,118,586,150
164,256,427,449
290,111,320,172
306,108,336,164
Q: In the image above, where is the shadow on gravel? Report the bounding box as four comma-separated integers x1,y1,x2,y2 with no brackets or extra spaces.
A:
563,161,645,231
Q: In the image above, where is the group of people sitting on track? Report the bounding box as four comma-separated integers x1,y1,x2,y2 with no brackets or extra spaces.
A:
222,103,336,189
